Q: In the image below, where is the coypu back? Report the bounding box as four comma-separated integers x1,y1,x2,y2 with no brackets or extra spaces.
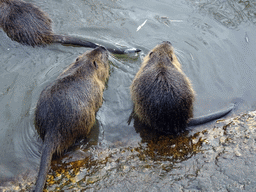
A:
131,41,194,133
0,0,53,46
34,46,109,191
130,41,234,134
0,0,141,53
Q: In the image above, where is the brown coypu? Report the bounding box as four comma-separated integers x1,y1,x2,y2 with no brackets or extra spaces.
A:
0,0,140,54
129,41,234,134
34,46,109,191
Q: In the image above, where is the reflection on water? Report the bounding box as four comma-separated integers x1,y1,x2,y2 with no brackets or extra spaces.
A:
1,0,256,191
83,0,123,26
187,0,256,28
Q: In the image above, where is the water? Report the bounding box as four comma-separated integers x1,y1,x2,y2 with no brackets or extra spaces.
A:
0,0,256,191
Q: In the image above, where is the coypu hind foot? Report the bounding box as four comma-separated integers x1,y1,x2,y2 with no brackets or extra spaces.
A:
0,0,141,54
34,46,109,192
129,41,234,134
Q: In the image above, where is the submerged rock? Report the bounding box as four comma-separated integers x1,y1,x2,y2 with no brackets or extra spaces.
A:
1,111,256,191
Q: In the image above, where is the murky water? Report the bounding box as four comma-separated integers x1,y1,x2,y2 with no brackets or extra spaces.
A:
0,0,256,191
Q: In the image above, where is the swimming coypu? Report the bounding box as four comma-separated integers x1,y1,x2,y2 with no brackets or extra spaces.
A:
34,46,109,191
129,41,234,134
0,0,140,54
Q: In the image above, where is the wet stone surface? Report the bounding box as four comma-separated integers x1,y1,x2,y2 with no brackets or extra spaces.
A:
1,111,255,191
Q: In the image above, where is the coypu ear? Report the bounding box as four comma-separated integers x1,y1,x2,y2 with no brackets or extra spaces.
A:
149,51,153,57
93,61,98,69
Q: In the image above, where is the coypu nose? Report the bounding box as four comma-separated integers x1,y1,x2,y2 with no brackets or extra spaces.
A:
97,46,107,51
96,46,108,58
162,41,172,45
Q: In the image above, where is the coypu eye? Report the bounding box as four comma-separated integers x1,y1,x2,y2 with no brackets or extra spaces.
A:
76,58,79,62
170,56,173,61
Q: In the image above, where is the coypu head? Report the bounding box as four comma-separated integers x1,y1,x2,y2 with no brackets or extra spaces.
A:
74,46,109,82
142,41,181,71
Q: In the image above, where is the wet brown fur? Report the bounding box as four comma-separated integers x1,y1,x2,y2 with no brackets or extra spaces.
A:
130,42,195,133
0,0,54,46
34,46,109,191
0,0,141,53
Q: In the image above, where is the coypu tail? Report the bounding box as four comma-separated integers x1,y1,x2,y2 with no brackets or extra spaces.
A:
187,103,235,126
52,34,98,48
52,34,141,54
35,135,56,192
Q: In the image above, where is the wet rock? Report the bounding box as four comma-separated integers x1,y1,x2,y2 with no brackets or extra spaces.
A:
2,111,256,191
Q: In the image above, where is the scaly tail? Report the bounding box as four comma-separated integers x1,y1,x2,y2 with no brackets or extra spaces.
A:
187,103,235,126
52,34,97,48
52,35,141,54
35,135,56,192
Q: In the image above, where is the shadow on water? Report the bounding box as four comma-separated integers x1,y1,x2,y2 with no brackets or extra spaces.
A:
1,0,256,191
132,122,205,163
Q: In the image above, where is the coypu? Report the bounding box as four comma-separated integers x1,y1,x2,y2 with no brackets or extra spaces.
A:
0,0,140,54
129,41,234,134
34,46,109,191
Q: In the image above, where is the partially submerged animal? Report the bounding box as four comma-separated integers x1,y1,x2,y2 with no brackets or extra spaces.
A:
34,46,109,191
130,41,234,134
0,0,140,54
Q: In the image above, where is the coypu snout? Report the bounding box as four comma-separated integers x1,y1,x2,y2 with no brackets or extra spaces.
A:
162,41,172,45
97,46,107,51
